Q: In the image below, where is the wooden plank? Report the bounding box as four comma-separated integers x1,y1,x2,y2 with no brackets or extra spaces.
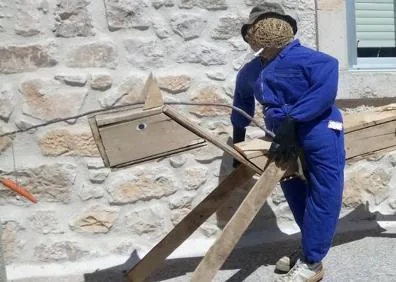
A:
190,161,287,282
234,139,300,179
345,119,396,159
336,97,396,110
111,142,206,169
347,145,396,162
96,107,163,127
344,109,396,133
234,138,271,159
88,116,111,167
143,73,163,110
127,165,255,282
163,105,263,174
99,113,205,167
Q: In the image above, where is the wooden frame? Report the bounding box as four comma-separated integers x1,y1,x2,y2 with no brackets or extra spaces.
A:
88,75,207,169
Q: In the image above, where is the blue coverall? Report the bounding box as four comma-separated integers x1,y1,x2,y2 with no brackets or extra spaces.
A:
231,39,345,264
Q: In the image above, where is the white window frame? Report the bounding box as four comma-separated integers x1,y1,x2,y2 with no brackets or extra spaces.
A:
347,0,396,70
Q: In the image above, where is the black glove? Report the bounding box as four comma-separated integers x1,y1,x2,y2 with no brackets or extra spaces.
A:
232,127,246,168
268,117,298,164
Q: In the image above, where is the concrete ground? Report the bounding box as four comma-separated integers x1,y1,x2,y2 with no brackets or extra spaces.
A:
10,224,396,282
151,229,396,282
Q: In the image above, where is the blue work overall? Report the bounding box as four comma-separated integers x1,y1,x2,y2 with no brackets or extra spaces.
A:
231,39,345,264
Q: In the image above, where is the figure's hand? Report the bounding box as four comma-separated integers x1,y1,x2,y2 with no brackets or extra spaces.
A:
268,117,298,165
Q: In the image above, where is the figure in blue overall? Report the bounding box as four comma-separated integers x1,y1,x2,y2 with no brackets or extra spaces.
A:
231,3,345,282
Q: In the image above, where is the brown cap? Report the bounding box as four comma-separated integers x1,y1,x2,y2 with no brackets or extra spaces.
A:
241,2,297,42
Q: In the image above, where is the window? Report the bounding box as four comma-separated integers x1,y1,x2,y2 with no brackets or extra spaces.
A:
348,0,396,69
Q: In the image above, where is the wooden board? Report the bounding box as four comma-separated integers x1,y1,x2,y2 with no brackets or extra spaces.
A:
191,161,287,282
88,116,111,167
96,107,163,127
99,112,205,167
345,119,396,159
344,109,396,133
235,108,396,165
233,138,271,159
98,112,206,167
127,165,255,282
234,140,300,179
163,106,263,174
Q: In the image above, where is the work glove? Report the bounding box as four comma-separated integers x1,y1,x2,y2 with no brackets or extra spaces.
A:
268,116,298,165
232,127,246,168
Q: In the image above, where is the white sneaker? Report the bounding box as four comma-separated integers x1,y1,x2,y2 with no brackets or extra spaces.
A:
275,248,302,273
274,259,324,282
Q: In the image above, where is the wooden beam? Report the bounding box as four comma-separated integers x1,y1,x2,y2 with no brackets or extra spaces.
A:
88,116,111,167
191,161,287,282
343,109,396,133
127,165,255,282
345,119,396,159
95,107,163,127
336,97,396,109
163,105,263,174
235,107,396,164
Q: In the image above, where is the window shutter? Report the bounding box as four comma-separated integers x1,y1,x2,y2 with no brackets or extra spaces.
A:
355,0,396,48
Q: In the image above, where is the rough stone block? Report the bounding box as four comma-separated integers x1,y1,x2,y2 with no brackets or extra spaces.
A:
120,205,168,236
170,13,206,40
107,166,179,204
54,0,94,37
15,0,46,36
124,38,176,69
54,72,88,86
179,0,227,10
28,211,64,234
90,72,113,91
70,204,119,233
0,87,15,121
1,221,25,263
0,163,77,203
79,183,105,201
39,127,99,157
0,44,57,73
98,76,144,108
34,241,88,262
158,75,192,94
19,79,88,121
104,0,150,31
66,41,117,68
344,166,392,208
189,85,230,117
152,16,172,39
89,168,110,184
182,166,208,190
177,41,226,66
211,15,244,40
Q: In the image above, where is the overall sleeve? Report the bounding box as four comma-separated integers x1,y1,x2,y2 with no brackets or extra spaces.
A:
231,71,256,129
282,52,339,122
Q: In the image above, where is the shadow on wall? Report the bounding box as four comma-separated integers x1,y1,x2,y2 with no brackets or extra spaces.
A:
84,139,396,282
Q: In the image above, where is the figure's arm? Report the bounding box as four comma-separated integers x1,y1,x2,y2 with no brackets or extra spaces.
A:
231,71,256,167
231,72,256,130
283,52,339,122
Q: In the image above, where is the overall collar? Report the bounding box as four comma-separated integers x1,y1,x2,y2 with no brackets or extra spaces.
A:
277,39,300,58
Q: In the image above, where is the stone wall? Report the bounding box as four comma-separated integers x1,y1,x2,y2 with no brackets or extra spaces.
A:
1,0,396,280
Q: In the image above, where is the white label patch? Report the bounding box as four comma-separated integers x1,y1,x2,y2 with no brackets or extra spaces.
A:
328,120,343,131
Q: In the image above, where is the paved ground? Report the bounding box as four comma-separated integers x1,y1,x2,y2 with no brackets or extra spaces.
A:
149,228,396,282
11,223,396,282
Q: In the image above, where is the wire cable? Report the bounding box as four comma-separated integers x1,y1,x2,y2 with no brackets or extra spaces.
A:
0,101,275,138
